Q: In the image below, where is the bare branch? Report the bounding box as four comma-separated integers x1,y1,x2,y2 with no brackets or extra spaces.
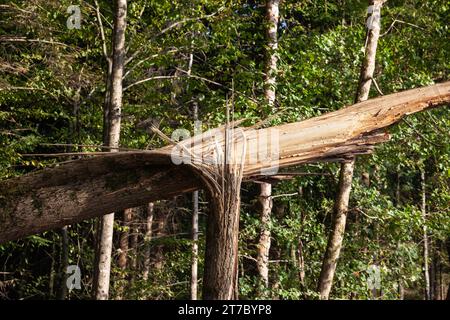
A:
0,37,69,48
381,19,425,37
123,75,180,91
94,0,110,64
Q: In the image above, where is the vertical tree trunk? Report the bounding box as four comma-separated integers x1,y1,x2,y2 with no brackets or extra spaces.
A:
202,171,242,300
317,160,355,299
154,208,167,271
317,0,385,300
202,118,245,299
57,226,69,300
297,238,306,287
191,190,199,300
94,0,127,300
129,212,139,272
257,182,273,287
142,203,154,281
49,240,56,298
257,0,279,289
116,208,132,299
191,102,199,300
396,168,405,299
421,169,431,300
118,209,132,271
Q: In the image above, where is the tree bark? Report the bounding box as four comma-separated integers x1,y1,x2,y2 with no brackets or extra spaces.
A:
94,0,127,300
317,160,355,299
421,169,431,300
202,166,243,300
118,208,132,271
0,82,449,243
191,190,199,300
142,203,154,281
154,206,168,271
257,182,272,288
57,226,69,300
257,0,280,289
191,102,199,300
116,208,132,299
317,0,385,300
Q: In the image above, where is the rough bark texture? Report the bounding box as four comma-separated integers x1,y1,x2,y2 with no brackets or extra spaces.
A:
93,214,115,300
263,0,279,108
94,0,127,300
257,182,272,287
191,103,199,300
118,208,132,270
142,203,154,281
201,125,246,300
116,208,132,299
57,226,68,300
421,169,431,300
153,204,168,271
318,160,355,299
191,190,199,300
317,0,385,299
256,0,280,289
0,82,449,243
202,167,242,300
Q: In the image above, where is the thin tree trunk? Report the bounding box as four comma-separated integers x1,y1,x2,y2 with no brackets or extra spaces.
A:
191,102,199,300
257,0,280,289
297,238,306,287
57,226,68,300
129,211,139,271
396,168,405,299
118,209,132,270
94,0,127,300
257,182,272,288
154,208,167,271
317,160,355,299
191,190,199,300
421,169,431,300
49,240,56,298
317,0,385,300
116,208,132,299
142,203,154,281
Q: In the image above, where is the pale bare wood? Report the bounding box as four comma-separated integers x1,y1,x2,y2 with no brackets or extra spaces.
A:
0,82,449,243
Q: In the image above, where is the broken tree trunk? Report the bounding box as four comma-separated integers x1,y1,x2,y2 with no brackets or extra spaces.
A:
0,82,449,244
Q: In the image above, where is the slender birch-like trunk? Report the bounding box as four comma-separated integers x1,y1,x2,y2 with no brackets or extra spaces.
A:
421,169,431,300
318,0,385,300
94,0,127,300
191,102,199,300
142,203,154,281
257,0,279,289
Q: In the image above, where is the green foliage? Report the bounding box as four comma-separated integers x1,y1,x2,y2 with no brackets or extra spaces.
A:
0,0,448,300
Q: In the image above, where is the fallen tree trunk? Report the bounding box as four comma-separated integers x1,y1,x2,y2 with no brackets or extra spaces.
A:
0,81,449,243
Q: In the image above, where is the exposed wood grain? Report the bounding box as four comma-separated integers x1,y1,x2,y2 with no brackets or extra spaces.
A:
0,82,449,243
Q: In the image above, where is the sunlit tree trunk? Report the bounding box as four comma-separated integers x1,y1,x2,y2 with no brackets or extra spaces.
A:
257,0,279,289
421,169,431,300
142,203,154,281
318,0,385,300
94,0,127,300
191,102,199,300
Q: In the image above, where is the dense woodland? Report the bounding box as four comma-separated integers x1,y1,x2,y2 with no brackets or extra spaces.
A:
0,0,449,300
